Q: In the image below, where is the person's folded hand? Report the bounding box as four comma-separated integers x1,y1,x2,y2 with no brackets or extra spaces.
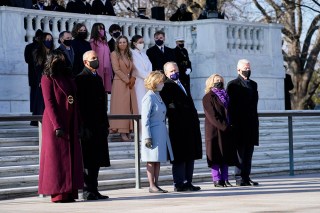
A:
186,68,191,75
145,138,152,149
55,128,64,138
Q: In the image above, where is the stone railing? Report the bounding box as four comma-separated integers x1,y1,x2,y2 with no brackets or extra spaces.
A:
0,6,284,113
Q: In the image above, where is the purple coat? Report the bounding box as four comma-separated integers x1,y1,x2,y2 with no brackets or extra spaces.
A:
38,75,83,195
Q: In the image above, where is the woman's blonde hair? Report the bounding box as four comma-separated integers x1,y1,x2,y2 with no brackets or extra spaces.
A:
205,74,224,94
144,71,165,91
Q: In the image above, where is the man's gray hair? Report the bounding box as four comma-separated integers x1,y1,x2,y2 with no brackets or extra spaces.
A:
237,59,250,69
163,61,178,74
83,50,95,61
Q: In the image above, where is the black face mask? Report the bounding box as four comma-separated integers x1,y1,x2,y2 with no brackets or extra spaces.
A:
89,59,99,69
63,39,72,47
78,32,87,40
178,43,184,48
43,40,53,49
113,32,121,39
155,39,164,46
242,70,251,78
213,82,224,89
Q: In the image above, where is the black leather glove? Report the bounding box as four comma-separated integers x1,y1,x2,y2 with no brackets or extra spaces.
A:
145,138,152,149
55,128,64,138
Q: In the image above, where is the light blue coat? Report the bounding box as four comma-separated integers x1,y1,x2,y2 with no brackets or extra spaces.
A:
141,90,174,162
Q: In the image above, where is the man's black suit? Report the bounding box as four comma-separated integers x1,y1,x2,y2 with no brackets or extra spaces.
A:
146,45,176,71
91,0,116,16
160,78,202,189
107,38,116,53
174,46,192,92
76,67,110,197
24,41,39,112
226,75,259,183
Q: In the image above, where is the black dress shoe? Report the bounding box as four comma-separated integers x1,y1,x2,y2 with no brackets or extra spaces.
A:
83,192,98,201
213,180,225,187
236,180,251,186
184,183,201,191
249,179,259,186
95,192,109,199
174,186,187,192
225,180,233,187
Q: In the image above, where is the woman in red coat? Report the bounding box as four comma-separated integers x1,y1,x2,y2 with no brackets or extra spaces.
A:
202,74,238,187
38,50,84,203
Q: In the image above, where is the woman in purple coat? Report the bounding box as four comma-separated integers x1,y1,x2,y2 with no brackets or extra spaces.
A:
38,50,84,203
202,74,238,187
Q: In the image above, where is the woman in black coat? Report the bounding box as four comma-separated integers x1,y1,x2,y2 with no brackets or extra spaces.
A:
202,74,238,187
71,23,92,76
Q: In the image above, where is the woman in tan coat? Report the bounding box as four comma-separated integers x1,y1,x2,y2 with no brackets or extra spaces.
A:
110,35,138,141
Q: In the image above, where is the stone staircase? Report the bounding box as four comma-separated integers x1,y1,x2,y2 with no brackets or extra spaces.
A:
0,116,320,200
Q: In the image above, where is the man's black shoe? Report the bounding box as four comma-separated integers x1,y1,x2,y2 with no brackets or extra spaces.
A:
95,191,109,199
249,179,259,186
83,192,98,201
236,180,251,186
174,186,187,192
184,183,201,191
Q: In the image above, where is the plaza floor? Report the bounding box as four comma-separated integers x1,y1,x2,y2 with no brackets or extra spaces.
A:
0,174,319,213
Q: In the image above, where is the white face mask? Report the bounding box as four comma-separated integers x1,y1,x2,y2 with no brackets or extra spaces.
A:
156,83,164,91
136,43,144,51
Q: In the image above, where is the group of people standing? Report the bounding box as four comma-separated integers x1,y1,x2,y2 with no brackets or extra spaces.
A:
140,58,259,192
24,20,259,202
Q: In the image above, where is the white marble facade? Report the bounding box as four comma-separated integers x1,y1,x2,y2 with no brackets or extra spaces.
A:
0,6,284,114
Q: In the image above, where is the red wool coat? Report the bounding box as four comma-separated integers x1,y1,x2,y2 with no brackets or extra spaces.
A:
38,75,83,195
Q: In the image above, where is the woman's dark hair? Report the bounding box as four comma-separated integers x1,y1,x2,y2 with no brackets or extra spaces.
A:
33,32,53,66
130,35,143,49
71,23,88,39
90,22,107,45
43,50,69,77
114,35,132,61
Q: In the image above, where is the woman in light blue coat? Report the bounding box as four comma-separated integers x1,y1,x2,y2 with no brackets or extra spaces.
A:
141,71,174,193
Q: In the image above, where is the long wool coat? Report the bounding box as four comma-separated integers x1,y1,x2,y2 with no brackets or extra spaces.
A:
202,91,238,167
109,52,138,133
90,39,113,93
38,75,83,195
160,79,202,163
131,48,152,114
141,90,174,162
226,76,259,146
75,68,110,168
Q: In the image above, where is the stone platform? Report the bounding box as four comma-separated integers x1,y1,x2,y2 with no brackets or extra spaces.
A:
0,174,319,213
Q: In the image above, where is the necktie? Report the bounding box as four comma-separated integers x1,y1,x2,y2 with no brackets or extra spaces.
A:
177,81,187,95
160,47,164,53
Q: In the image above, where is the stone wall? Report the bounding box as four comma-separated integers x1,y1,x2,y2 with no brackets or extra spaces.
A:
0,6,284,113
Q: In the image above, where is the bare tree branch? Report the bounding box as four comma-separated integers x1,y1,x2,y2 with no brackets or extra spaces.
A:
300,14,320,69
252,0,272,23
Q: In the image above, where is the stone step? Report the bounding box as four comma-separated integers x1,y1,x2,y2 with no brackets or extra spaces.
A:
0,165,39,178
0,146,39,157
0,137,39,147
0,155,39,166
1,157,319,191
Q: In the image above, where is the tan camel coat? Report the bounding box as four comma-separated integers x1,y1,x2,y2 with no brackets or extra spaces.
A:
109,51,138,133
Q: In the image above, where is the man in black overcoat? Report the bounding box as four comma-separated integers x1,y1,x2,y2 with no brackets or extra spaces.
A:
91,0,116,16
170,3,193,21
68,0,91,14
226,59,259,186
146,30,176,71
24,29,42,115
76,50,110,200
174,38,192,92
160,62,202,192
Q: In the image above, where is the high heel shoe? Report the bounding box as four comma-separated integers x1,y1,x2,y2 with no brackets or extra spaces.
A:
213,180,225,187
